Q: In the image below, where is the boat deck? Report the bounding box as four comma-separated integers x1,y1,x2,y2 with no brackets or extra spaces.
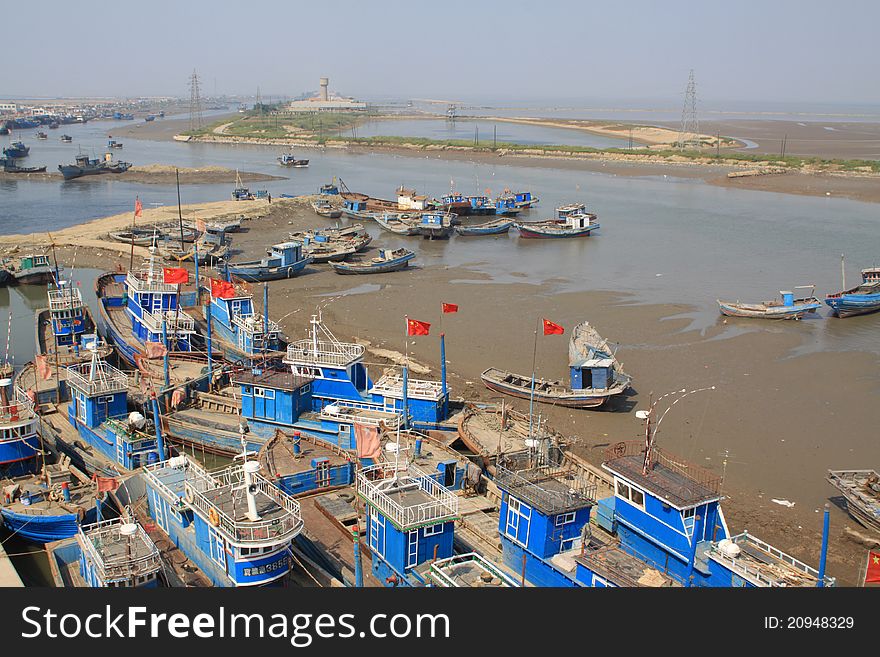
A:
201,484,291,525
261,432,352,478
705,532,830,587
604,449,721,508
577,529,678,587
133,504,212,587
17,361,68,398
1,473,95,517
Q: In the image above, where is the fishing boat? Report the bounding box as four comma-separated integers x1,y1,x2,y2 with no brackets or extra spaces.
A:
60,134,73,143
231,170,254,201
466,195,497,216
311,198,342,219
494,193,522,217
3,141,29,158
157,231,229,265
338,178,398,213
319,181,339,195
0,376,43,478
454,218,514,236
35,281,113,367
440,192,473,216
107,139,123,149
826,470,879,533
718,286,821,320
374,212,422,236
516,204,599,238
224,241,312,281
330,248,415,275
35,131,48,140
183,216,242,233
416,211,456,239
0,252,55,286
825,268,880,318
58,153,132,180
295,229,372,263
481,321,631,408
512,190,539,209
2,158,47,173
277,153,309,167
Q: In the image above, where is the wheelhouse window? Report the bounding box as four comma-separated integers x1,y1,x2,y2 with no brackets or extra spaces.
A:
555,511,577,526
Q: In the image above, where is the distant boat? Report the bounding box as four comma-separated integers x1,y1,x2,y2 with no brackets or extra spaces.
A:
481,321,631,408
319,181,339,195
825,267,880,318
2,158,46,173
58,153,131,180
455,218,514,236
718,286,821,320
231,169,254,200
107,139,123,149
516,203,599,238
224,241,312,281
330,248,415,275
512,190,539,209
35,131,48,140
60,134,72,143
826,469,879,533
277,153,309,167
311,198,342,218
3,141,29,158
374,212,422,236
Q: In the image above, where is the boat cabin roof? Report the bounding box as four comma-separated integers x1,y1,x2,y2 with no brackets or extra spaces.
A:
233,368,312,392
571,357,614,369
495,450,596,515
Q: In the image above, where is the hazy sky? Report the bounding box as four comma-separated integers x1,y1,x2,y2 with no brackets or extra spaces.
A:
5,0,878,106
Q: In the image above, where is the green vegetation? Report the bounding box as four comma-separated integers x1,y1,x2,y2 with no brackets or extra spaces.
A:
182,110,376,142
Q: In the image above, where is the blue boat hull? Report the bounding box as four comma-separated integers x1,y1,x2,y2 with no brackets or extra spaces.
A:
825,294,880,318
330,253,414,274
0,504,102,544
225,261,310,282
0,435,41,477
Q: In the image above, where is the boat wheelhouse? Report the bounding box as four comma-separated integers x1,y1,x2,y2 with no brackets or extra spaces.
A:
0,376,41,477
718,286,821,320
516,207,600,239
62,517,162,587
513,191,539,209
201,282,284,363
224,241,311,282
397,186,433,211
416,212,456,240
142,455,304,586
358,461,459,586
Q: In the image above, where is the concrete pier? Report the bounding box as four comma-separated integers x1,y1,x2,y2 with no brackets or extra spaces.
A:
0,540,25,587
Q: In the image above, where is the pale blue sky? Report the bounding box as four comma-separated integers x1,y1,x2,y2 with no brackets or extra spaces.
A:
5,0,878,106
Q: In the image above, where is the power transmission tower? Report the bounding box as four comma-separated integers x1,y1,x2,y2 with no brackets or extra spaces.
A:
677,69,700,151
188,70,204,132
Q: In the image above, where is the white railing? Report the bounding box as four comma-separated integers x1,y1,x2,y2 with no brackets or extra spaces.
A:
48,287,84,312
357,462,458,530
0,386,37,423
707,532,835,587
126,270,178,295
138,308,196,335
428,553,519,587
77,518,162,582
320,402,402,429
66,361,129,396
285,339,364,367
184,464,304,546
371,373,445,401
232,313,281,336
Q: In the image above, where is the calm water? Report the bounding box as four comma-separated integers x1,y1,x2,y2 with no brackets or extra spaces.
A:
346,118,629,149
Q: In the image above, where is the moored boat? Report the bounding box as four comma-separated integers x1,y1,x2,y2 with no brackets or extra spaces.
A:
825,268,880,318
59,153,132,181
1,252,55,286
2,158,47,173
718,286,821,320
330,248,415,275
374,212,422,236
277,153,309,167
516,204,599,238
416,211,456,239
826,469,879,533
224,241,312,281
454,218,514,236
60,134,73,143
310,198,342,219
3,141,29,158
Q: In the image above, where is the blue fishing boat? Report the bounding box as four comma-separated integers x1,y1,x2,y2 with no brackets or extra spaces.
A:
718,286,821,320
319,181,339,195
513,190,539,209
107,139,123,149
3,141,29,158
454,218,514,236
1,463,105,544
0,376,42,477
330,247,415,274
224,241,312,281
440,192,472,216
12,118,40,129
277,153,309,167
466,195,496,216
825,267,880,318
482,321,631,409
47,516,163,587
374,212,421,236
341,197,375,220
142,454,304,586
493,193,522,217
416,212,456,239
516,203,600,238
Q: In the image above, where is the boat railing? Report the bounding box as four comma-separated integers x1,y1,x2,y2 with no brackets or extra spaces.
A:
77,518,162,582
125,270,179,295
0,386,37,423
138,307,196,335
48,287,85,312
320,401,402,428
706,531,835,587
495,450,597,514
285,339,364,367
357,462,459,530
66,361,129,396
232,313,281,336
104,419,157,447
184,463,304,545
604,441,723,499
371,373,445,400
428,552,519,587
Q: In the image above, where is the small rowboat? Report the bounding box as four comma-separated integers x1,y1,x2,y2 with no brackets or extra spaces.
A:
826,470,880,533
455,218,514,236
330,248,415,275
311,198,342,219
717,286,821,320
374,212,421,236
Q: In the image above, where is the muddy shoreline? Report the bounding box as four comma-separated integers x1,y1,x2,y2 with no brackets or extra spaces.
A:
11,196,875,584
0,165,283,185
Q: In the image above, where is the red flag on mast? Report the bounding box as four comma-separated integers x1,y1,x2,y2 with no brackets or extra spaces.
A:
135,197,143,218
210,278,236,299
866,550,880,584
542,318,564,335
162,267,188,284
441,302,458,314
406,318,431,336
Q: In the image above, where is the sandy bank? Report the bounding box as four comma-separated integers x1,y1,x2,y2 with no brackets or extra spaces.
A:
0,165,283,185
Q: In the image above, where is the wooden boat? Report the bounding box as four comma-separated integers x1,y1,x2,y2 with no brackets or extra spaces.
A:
278,153,309,167
825,268,880,318
224,241,312,281
107,139,123,149
440,192,474,216
826,470,880,533
157,234,229,265
109,225,197,246
311,198,342,219
516,206,599,238
494,194,522,217
416,212,456,240
374,212,421,236
718,286,821,320
2,160,47,173
512,190,539,209
455,218,514,236
35,131,48,140
1,253,55,285
330,248,415,275
183,217,242,233
481,321,631,409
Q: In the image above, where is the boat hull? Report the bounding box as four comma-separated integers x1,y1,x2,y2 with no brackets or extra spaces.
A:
517,223,599,238
826,470,880,533
330,252,414,275
0,503,102,544
717,299,821,320
455,220,513,236
480,368,628,409
225,260,311,282
0,435,41,477
825,294,880,318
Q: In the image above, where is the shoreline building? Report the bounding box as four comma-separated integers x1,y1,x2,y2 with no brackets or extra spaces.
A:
286,77,367,113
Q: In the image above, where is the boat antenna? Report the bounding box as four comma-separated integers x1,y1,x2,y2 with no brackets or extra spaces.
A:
636,386,716,475
841,253,846,291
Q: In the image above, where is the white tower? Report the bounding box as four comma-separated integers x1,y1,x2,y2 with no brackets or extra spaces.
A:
319,77,329,101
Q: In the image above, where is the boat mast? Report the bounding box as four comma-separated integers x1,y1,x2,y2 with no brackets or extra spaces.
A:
841,253,846,290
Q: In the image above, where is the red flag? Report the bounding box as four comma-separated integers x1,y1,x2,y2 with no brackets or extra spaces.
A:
35,355,52,381
542,318,564,335
162,267,188,284
441,302,458,314
211,278,236,299
144,341,167,359
406,318,431,336
92,474,119,493
866,550,880,584
134,197,143,218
